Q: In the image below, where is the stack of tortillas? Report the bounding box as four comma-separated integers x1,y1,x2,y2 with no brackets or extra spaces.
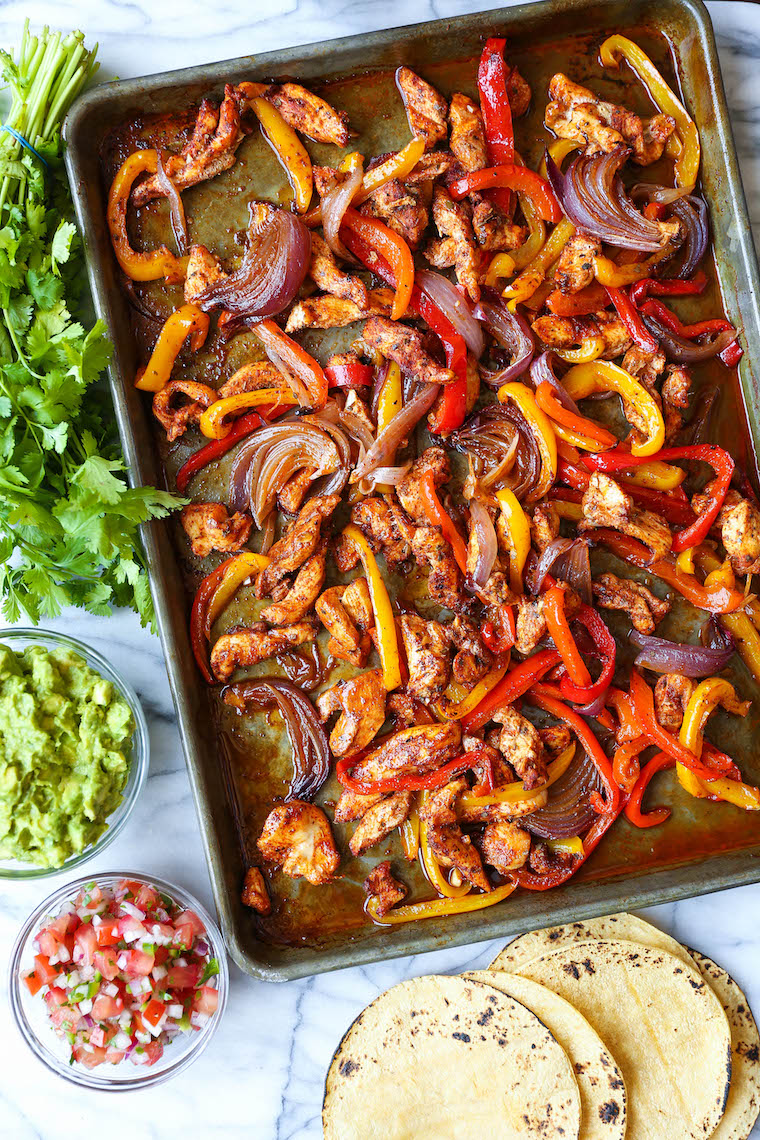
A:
323,912,760,1139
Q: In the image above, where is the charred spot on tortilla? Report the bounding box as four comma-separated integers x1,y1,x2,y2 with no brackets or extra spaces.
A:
599,1102,620,1123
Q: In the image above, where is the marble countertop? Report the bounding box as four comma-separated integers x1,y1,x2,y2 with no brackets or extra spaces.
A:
1,1,759,1136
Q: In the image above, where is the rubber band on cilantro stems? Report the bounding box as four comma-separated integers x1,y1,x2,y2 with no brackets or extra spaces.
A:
1,125,49,169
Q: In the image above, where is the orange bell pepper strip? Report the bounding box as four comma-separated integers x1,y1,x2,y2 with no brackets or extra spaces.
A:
449,165,562,223
546,281,610,317
606,687,640,743
135,305,210,393
462,649,561,732
253,319,328,409
534,381,617,450
624,750,674,828
191,553,270,683
542,585,592,688
612,735,647,793
418,469,468,574
367,880,516,924
199,388,297,439
248,95,313,213
107,149,187,281
341,207,414,320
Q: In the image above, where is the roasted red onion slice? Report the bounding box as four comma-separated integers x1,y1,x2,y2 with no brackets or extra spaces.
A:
417,269,485,358
640,314,735,363
546,147,667,252
322,163,364,260
453,403,541,501
224,679,330,800
630,629,735,676
524,749,604,839
657,195,708,280
529,351,580,415
155,152,188,254
467,500,498,590
553,540,593,605
193,201,311,318
527,537,574,594
351,383,440,483
473,291,534,386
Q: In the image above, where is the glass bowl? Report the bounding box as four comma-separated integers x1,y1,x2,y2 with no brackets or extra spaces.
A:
8,871,229,1090
0,628,149,879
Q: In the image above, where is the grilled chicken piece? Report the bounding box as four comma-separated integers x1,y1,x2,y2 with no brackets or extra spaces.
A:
400,613,451,705
540,724,574,758
531,503,561,555
263,82,351,146
313,164,344,197
479,567,518,613
352,721,462,783
528,840,574,876
387,691,437,729
133,85,247,206
316,576,375,668
426,185,481,301
419,779,491,892
278,468,315,515
363,861,407,915
515,598,547,656
469,193,527,253
492,705,547,790
411,527,463,613
481,819,531,874
654,673,695,733
621,345,667,394
449,615,492,687
397,447,450,524
360,180,428,250
580,472,673,559
404,150,457,184
448,92,487,172
315,584,365,653
593,571,670,634
257,495,339,598
661,363,692,443
308,233,368,307
396,66,448,148
316,669,386,757
218,361,284,399
531,312,632,360
362,317,455,386
257,801,339,885
184,244,226,304
690,487,760,578
152,380,216,441
180,502,252,558
553,233,602,294
545,73,676,165
210,620,317,681
241,867,271,915
334,789,386,822
346,496,415,570
285,290,391,333
260,543,327,625
507,68,532,118
349,791,414,856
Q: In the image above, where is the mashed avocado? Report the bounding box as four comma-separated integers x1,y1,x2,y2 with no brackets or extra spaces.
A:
0,643,135,868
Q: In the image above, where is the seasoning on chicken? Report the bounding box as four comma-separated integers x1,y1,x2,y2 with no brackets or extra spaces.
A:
507,68,532,118
449,92,487,172
133,85,248,206
184,244,226,305
419,779,491,892
257,494,339,598
449,615,493,687
180,502,252,558
285,290,392,333
491,705,547,790
690,487,760,577
396,66,448,148
257,800,340,886
580,472,673,559
363,861,407,916
425,185,482,300
308,233,368,307
469,193,527,253
400,613,452,704
210,619,317,681
351,721,462,784
152,379,216,441
621,345,666,393
404,150,456,184
411,527,463,613
217,360,285,399
278,468,315,515
360,180,428,250
316,669,386,756
260,543,327,625
531,502,561,554
362,316,455,387
343,496,415,571
263,82,351,146
349,791,414,856
553,233,602,294
530,312,632,359
593,571,670,634
661,364,692,443
241,867,271,915
334,789,386,822
515,598,547,656
387,691,437,730
316,578,375,667
545,73,676,165
396,448,450,524
654,673,696,733
480,819,532,873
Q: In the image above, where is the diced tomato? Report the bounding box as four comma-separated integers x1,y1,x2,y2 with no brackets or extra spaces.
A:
36,930,60,958
172,922,194,950
154,946,170,966
117,915,147,943
34,954,60,986
47,912,78,938
120,879,146,897
93,948,120,981
74,884,103,908
141,1041,164,1067
134,885,160,913
48,1000,80,1032
173,910,206,939
132,1010,148,1036
145,921,174,944
166,963,202,989
73,924,98,967
104,1049,127,1065
92,993,125,1020
89,1024,117,1048
142,998,167,1028
95,916,121,946
23,970,44,996
193,986,219,1016
73,1044,108,1069
123,949,155,978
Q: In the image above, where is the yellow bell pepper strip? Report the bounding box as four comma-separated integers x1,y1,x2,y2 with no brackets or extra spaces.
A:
459,742,575,810
419,469,469,574
248,96,313,213
206,552,270,633
510,193,546,272
135,305,210,393
547,836,584,857
304,137,426,225
495,487,531,592
373,360,404,493
538,139,580,180
552,499,584,522
366,880,516,925
199,388,297,439
419,792,471,899
435,662,509,722
619,460,686,491
341,524,402,691
554,336,606,364
190,552,270,683
399,795,420,861
676,678,757,806
676,547,695,575
341,207,414,320
503,217,575,304
535,380,617,451
497,383,558,500
543,585,592,688
107,149,187,281
593,252,670,288
485,252,516,288
450,165,563,223
695,550,760,684
600,34,700,191
561,360,665,457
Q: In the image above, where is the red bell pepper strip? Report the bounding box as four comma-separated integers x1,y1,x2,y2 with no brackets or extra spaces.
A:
335,752,472,795
527,684,620,815
629,273,707,306
482,605,516,655
559,604,616,705
415,282,470,434
720,339,744,367
418,468,469,574
511,791,625,890
325,360,374,389
449,165,562,223
190,557,239,683
543,586,592,688
176,411,264,494
588,528,745,614
639,298,734,340
559,456,696,527
546,281,610,317
341,207,414,320
462,649,561,732
605,285,659,353
477,37,514,214
583,444,734,553
624,750,674,827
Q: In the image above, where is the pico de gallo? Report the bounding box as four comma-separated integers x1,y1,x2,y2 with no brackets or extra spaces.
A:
21,877,221,1070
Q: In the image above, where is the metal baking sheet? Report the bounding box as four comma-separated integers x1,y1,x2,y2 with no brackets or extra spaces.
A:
63,0,760,980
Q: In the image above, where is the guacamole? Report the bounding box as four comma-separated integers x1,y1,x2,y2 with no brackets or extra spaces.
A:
0,643,135,868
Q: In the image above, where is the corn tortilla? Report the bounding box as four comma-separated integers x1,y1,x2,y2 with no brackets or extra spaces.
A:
513,939,732,1140
465,970,627,1140
323,973,581,1140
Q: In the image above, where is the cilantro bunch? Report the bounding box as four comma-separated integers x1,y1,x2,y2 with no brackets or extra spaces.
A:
0,22,180,627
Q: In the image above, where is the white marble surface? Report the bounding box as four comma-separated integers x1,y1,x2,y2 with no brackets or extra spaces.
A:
1,1,760,1136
